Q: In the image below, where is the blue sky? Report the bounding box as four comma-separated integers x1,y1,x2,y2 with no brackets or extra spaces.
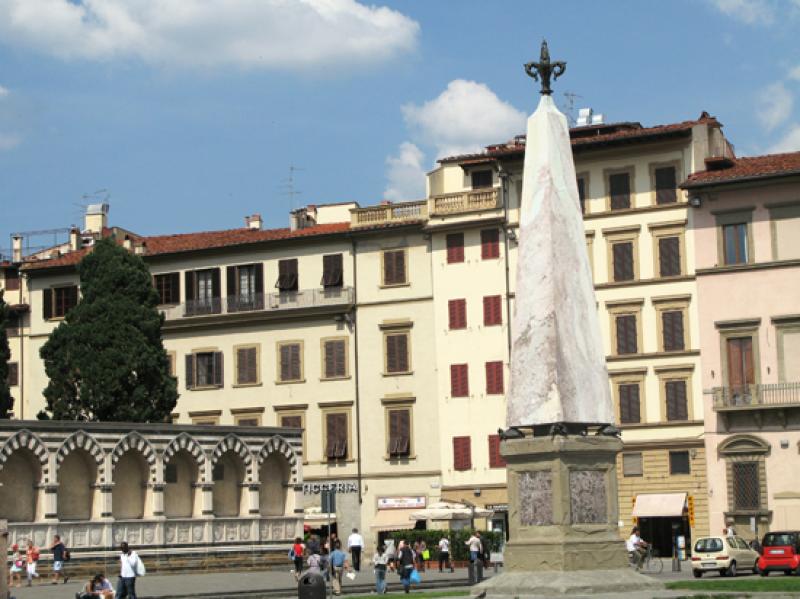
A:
1,0,799,254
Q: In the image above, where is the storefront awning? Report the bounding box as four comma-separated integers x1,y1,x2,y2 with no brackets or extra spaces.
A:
632,493,686,518
370,509,418,532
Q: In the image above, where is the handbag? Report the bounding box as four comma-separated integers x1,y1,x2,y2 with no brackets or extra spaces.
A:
409,568,421,584
421,549,430,560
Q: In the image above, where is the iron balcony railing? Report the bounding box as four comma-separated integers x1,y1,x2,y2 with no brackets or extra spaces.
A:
429,188,500,216
350,201,428,228
159,286,354,320
712,383,800,410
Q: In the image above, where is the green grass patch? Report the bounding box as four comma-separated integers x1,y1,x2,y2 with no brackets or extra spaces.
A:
666,576,800,592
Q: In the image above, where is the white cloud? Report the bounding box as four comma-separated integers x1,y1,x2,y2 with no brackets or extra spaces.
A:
0,133,21,150
383,142,426,201
0,0,419,69
756,81,793,131
769,124,800,153
788,65,800,81
709,0,775,24
0,85,8,98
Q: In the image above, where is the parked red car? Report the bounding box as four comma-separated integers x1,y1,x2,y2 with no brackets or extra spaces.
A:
758,531,800,576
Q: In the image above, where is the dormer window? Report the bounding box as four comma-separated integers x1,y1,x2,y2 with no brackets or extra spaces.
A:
471,170,493,189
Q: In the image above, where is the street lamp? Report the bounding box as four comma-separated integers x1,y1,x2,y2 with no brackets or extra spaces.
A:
460,498,477,531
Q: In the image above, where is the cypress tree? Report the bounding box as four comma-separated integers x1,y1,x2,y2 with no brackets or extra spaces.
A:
39,238,178,421
0,290,13,418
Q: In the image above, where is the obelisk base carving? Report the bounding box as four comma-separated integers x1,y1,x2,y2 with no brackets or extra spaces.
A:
473,435,662,596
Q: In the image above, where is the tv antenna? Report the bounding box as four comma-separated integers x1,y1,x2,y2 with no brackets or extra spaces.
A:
561,91,582,125
279,165,304,211
72,189,111,223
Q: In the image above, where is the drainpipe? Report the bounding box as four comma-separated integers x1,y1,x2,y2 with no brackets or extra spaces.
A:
350,238,363,506
498,165,513,358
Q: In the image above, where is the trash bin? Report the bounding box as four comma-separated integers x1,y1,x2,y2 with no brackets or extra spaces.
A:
298,572,326,599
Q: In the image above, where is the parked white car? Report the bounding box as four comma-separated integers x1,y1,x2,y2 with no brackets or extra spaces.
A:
691,536,759,577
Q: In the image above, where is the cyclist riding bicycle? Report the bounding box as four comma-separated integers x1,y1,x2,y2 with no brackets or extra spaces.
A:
626,526,649,570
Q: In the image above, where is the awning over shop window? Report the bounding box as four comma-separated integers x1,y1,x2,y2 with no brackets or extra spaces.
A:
632,493,686,518
370,509,418,532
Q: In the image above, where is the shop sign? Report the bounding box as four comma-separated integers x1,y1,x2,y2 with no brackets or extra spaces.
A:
486,503,509,512
377,496,426,510
303,481,358,495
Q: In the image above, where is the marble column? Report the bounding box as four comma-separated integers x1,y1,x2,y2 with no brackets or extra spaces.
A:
247,483,260,516
200,483,214,518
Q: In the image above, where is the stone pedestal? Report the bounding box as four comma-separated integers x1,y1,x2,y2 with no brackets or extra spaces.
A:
474,434,661,597
0,519,8,598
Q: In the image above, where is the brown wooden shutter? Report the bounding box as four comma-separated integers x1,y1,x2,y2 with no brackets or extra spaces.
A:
383,251,396,285
281,415,302,429
388,409,410,456
213,351,224,386
658,237,681,277
618,383,640,424
43,288,53,320
453,436,472,471
278,259,298,291
446,233,465,264
326,413,347,459
612,242,634,281
480,229,500,259
7,363,18,387
483,295,502,326
66,286,79,312
290,344,301,381
185,354,195,389
237,347,257,384
185,271,196,302
655,166,677,204
577,177,586,214
322,254,343,288
609,172,630,210
226,266,237,311
450,364,468,397
485,361,503,394
254,263,264,299
170,272,180,304
448,299,466,330
211,268,221,305
665,380,688,421
615,314,638,354
488,434,506,468
662,311,685,351
393,250,406,284
386,333,408,373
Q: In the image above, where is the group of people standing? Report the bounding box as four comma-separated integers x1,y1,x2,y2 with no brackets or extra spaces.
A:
290,530,361,596
8,535,69,588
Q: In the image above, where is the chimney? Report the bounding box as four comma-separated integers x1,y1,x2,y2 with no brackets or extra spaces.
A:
576,108,593,126
69,227,80,251
11,235,22,263
84,203,109,234
289,208,304,232
246,214,263,230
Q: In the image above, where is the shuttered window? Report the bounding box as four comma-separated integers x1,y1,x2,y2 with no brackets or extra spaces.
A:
612,242,634,282
615,314,638,355
44,285,79,320
488,434,506,468
281,415,302,429
385,332,410,374
453,436,472,471
388,409,411,457
662,310,685,351
577,177,586,214
483,295,502,326
322,254,344,288
325,412,348,460
236,417,259,427
154,272,180,305
278,342,302,382
184,269,221,315
323,339,347,379
471,170,493,189
665,380,688,421
618,383,641,424
235,346,258,385
276,259,299,292
450,364,469,397
485,361,504,394
622,452,643,477
3,268,19,291
658,237,681,277
481,229,500,260
732,462,760,509
723,223,748,265
383,250,407,285
448,299,467,330
655,166,677,205
7,362,18,387
227,264,264,311
609,172,631,210
669,451,690,475
186,351,223,389
446,233,465,264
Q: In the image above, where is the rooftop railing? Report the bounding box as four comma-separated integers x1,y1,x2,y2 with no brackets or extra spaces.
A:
429,188,500,216
712,383,800,410
350,201,428,228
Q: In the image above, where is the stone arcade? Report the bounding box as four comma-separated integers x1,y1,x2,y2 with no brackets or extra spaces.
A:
0,421,303,561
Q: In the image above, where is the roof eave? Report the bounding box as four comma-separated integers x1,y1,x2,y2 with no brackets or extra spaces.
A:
682,170,800,190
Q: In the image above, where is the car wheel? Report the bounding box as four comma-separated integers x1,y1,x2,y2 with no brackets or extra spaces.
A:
726,561,737,577
692,570,702,578
784,570,792,576
760,568,769,577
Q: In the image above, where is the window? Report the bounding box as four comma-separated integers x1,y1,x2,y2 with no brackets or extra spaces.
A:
618,383,641,424
615,314,638,355
446,233,465,264
453,436,472,471
577,176,587,214
777,324,800,382
723,223,748,265
726,336,755,399
612,242,635,282
665,380,689,421
276,259,299,292
450,364,469,397
448,299,467,330
185,351,223,389
622,452,643,477
483,295,502,326
488,434,506,468
384,332,410,374
7,362,18,387
164,464,178,484
325,412,348,460
167,352,176,377
732,462,760,509
43,285,78,320
234,345,259,385
609,172,631,210
471,170,493,189
184,269,221,315
154,272,180,305
669,450,690,475
322,254,344,288
658,236,682,277
3,268,19,291
480,229,500,260
281,414,302,429
654,166,677,205
382,249,407,286
235,415,260,427
322,338,348,379
661,310,685,351
227,264,264,311
485,361,504,394
387,408,411,457
278,342,303,382
770,204,800,260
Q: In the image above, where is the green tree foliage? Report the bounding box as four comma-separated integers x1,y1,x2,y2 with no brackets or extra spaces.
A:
0,290,13,418
39,238,177,421
386,529,504,561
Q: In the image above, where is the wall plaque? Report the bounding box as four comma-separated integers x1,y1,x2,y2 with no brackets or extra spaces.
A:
569,470,607,524
518,471,553,525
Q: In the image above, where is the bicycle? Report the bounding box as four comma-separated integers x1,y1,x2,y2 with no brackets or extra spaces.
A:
629,545,663,574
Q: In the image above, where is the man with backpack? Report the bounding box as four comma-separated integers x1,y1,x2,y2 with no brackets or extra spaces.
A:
49,535,69,585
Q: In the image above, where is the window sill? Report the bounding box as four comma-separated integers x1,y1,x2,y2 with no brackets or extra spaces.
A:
187,385,224,392
379,282,411,289
320,376,352,382
382,371,414,377
384,455,417,462
233,382,263,388
45,316,66,322
275,379,306,385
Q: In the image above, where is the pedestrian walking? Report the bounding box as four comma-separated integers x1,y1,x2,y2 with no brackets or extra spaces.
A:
25,540,40,586
117,542,145,599
50,535,69,585
437,535,453,573
329,540,352,596
372,543,389,595
290,537,305,581
306,547,323,576
396,539,415,594
465,531,482,563
9,544,23,588
347,528,364,572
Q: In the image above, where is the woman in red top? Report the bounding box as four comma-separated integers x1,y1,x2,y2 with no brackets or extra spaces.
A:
291,537,305,580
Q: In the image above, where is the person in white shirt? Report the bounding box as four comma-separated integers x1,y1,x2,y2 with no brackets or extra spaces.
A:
625,527,648,570
437,536,453,573
347,528,365,572
465,531,482,563
725,525,736,538
117,542,144,599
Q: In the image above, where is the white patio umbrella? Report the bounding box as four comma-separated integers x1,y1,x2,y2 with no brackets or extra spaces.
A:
409,500,493,521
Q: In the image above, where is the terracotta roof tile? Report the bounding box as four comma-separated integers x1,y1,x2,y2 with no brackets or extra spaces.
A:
682,151,800,188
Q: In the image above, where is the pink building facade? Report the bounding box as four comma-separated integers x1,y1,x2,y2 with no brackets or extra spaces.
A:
685,152,800,540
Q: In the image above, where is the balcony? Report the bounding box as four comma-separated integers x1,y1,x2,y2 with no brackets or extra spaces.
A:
350,201,428,228
429,188,500,216
159,287,354,322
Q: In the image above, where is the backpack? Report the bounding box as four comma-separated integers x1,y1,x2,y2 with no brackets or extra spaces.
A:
64,549,71,562
288,547,296,560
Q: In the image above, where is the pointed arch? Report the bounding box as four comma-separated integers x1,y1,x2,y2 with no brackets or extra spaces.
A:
56,430,105,482
112,432,157,483
0,429,49,475
163,433,206,469
211,434,253,481
258,435,299,484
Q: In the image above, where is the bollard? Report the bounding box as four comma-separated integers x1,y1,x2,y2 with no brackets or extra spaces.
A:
476,560,484,582
0,519,8,598
298,571,326,599
467,561,476,585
